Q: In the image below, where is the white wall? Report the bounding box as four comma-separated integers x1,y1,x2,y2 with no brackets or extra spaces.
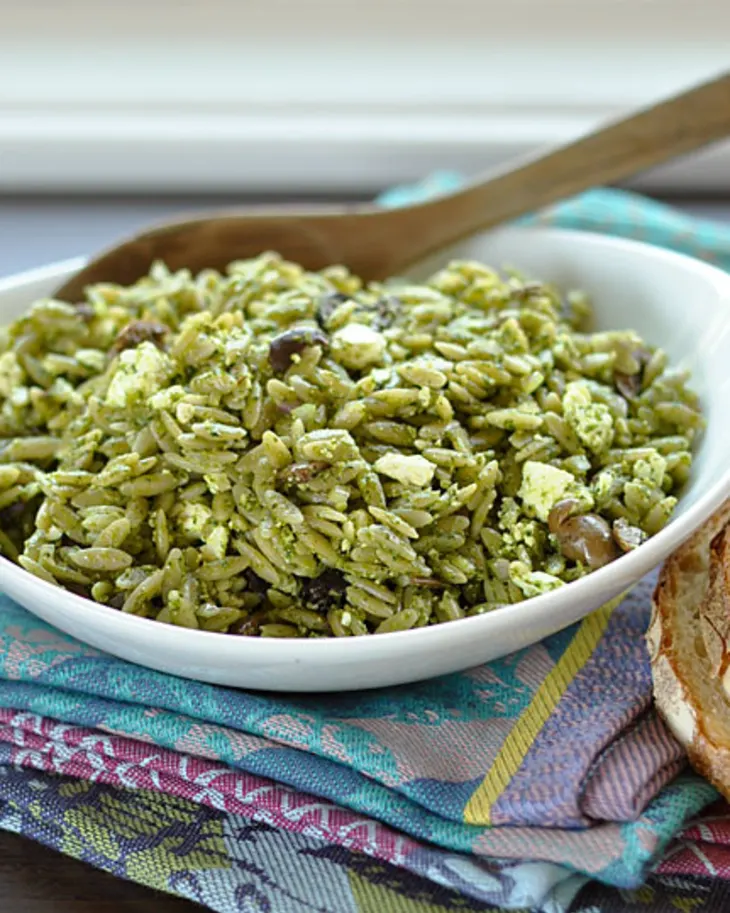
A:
0,0,728,192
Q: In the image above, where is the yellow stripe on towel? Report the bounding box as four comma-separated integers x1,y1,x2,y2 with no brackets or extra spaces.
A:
463,597,620,826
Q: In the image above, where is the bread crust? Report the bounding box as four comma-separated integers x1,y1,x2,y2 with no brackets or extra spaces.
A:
702,527,730,676
650,500,730,800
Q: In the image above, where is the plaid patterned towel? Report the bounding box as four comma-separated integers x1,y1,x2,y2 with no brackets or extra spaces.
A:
0,577,717,912
2,182,730,911
659,799,730,879
1,749,727,913
0,743,728,913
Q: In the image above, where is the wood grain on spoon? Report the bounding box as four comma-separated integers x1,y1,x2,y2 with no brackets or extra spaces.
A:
55,70,730,300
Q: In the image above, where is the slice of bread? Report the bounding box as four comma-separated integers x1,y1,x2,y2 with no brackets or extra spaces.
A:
701,524,730,678
649,500,730,798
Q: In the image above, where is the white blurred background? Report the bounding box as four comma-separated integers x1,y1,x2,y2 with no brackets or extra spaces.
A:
0,0,728,272
1,0,729,193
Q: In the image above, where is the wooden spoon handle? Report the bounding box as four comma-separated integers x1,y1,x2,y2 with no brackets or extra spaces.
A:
400,70,730,260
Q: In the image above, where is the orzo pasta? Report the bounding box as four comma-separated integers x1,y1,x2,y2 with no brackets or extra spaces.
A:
0,254,702,636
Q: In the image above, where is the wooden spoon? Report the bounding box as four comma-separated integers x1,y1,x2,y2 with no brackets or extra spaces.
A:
55,70,730,300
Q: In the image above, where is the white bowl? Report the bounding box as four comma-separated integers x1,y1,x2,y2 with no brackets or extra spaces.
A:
3,227,730,692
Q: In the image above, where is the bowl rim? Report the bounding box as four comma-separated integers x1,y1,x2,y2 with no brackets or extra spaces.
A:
3,224,730,657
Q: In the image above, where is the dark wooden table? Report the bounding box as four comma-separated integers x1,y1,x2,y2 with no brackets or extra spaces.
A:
0,830,198,912
1,192,728,912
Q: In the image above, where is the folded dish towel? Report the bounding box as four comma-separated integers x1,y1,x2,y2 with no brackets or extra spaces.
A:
1,735,726,913
1,182,730,913
0,721,727,913
0,576,716,913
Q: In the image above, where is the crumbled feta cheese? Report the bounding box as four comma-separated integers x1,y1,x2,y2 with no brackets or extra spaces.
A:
175,401,196,424
510,562,565,598
574,403,614,453
562,381,592,413
105,342,172,409
0,352,23,398
374,453,435,487
633,451,667,488
519,461,575,522
148,385,186,412
10,388,29,407
297,428,359,463
177,502,214,539
203,472,231,494
203,525,229,561
562,381,615,453
331,324,386,370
